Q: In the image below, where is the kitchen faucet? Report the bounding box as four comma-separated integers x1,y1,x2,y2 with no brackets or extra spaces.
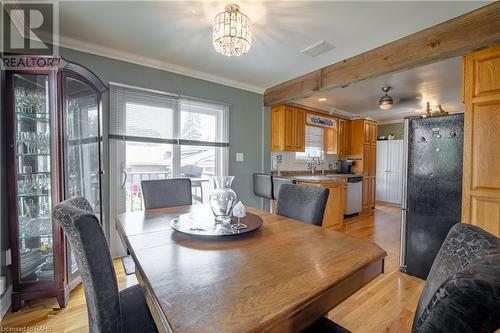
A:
309,156,320,175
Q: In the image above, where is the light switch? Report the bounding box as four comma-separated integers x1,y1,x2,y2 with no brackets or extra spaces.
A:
236,153,244,162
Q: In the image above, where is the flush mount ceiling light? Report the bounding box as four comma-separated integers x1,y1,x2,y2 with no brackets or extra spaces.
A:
378,87,394,110
318,98,327,102
213,4,251,57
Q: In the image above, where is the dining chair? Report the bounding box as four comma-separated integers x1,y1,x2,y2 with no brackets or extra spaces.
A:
53,197,158,333
272,176,296,200
141,178,192,210
308,218,500,333
181,165,204,203
412,223,500,333
253,173,273,199
276,183,329,226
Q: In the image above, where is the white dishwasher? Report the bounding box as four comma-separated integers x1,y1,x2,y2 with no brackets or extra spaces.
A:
345,177,363,215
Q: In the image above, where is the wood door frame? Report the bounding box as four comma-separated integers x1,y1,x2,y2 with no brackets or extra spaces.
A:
264,2,500,106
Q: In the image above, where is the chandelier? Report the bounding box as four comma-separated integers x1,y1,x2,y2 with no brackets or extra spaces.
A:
213,4,251,57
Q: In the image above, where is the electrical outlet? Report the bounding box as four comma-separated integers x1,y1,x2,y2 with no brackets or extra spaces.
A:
5,249,11,266
236,153,244,162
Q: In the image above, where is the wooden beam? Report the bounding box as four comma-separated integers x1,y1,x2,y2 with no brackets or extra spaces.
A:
264,2,500,106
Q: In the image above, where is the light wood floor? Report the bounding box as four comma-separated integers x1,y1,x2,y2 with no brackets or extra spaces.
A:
1,203,424,332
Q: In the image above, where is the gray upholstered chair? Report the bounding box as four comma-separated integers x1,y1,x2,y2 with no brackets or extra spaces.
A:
272,176,296,200
276,183,329,226
412,223,500,333
253,173,273,199
141,178,192,210
304,218,500,333
53,197,158,333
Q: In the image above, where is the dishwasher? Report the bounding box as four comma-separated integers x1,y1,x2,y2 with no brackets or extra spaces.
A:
345,177,363,216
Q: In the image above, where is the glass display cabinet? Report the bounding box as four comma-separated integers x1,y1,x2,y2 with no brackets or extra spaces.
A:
5,59,106,311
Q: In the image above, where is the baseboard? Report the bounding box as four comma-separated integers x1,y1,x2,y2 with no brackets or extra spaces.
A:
0,285,12,320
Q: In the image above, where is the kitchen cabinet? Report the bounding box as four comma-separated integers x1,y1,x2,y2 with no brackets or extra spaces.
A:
351,119,377,211
271,105,305,152
324,126,338,155
338,118,351,156
462,45,500,236
376,140,403,204
4,60,106,310
298,180,345,230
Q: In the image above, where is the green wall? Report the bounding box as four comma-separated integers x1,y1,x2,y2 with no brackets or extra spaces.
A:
378,122,404,139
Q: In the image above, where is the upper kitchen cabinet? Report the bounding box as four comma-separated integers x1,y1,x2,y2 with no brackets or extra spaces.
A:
324,127,338,155
337,118,351,156
271,105,305,152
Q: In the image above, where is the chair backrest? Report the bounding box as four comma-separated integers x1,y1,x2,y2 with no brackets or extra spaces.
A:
253,173,273,200
276,183,329,226
53,197,120,333
181,165,203,178
272,177,296,200
412,223,500,333
141,178,192,210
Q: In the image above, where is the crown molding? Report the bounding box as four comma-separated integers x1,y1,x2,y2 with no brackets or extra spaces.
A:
56,35,265,94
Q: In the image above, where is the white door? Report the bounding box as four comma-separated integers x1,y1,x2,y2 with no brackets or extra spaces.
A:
376,141,388,202
386,140,404,204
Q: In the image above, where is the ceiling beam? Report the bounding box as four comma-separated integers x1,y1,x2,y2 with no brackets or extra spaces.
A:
263,2,500,106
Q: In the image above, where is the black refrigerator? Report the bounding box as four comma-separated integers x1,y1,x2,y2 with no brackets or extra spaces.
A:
400,114,464,279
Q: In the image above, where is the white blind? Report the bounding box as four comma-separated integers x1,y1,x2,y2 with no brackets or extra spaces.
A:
296,126,324,159
109,84,229,147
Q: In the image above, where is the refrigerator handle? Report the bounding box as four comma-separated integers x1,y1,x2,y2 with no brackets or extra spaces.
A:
400,209,407,271
401,118,410,210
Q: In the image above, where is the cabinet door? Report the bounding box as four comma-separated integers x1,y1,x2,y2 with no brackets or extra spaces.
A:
376,141,388,202
338,119,346,155
369,177,376,207
363,121,371,144
271,107,283,151
283,107,295,150
344,120,351,154
10,73,57,284
294,109,306,151
369,123,377,144
386,140,404,204
362,177,370,209
324,128,338,154
462,45,500,236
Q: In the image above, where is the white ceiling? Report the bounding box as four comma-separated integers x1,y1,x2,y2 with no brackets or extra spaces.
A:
295,56,464,122
56,1,489,93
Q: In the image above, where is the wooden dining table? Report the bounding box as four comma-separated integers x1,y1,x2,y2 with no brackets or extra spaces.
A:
116,204,386,333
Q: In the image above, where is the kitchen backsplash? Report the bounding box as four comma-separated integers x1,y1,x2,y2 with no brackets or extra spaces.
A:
271,151,339,172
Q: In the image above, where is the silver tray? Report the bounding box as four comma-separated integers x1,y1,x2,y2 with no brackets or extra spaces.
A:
170,211,263,237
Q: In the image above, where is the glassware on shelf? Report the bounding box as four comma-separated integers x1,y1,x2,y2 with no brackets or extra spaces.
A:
209,176,237,224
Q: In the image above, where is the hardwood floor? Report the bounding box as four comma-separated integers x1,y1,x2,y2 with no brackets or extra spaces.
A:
328,203,424,333
1,203,424,332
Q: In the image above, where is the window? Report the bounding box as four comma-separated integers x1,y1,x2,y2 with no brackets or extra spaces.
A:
110,84,229,211
296,126,324,160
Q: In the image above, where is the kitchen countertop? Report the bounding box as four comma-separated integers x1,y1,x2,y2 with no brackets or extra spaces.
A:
283,173,362,184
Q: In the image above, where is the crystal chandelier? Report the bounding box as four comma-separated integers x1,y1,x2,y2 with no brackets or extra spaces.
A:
213,4,251,57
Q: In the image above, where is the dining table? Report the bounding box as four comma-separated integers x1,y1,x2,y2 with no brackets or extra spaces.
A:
116,204,386,333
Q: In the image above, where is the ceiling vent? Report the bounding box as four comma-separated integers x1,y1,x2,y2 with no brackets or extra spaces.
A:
300,40,335,57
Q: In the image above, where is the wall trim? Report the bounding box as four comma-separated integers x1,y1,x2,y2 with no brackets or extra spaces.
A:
57,35,265,94
0,285,12,320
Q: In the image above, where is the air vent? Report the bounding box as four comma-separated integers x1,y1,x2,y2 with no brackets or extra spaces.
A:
300,40,335,57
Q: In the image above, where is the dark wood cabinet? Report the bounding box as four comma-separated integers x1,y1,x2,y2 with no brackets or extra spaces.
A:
4,59,106,311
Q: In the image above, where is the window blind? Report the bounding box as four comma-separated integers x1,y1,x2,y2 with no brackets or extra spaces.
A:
109,84,229,147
